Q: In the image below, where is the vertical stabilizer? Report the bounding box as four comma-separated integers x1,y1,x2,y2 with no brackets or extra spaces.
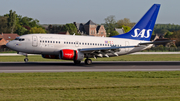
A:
112,4,160,41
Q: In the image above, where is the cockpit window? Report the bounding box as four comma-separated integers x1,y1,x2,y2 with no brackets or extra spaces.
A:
15,38,19,40
15,37,25,41
19,38,25,41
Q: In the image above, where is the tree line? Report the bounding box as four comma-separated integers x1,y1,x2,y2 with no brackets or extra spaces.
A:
103,15,135,37
47,23,78,35
0,10,46,35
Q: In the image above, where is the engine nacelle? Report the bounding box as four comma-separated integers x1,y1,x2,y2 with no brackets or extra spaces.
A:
60,49,84,61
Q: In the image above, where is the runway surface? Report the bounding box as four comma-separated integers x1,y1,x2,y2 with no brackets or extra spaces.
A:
0,61,180,73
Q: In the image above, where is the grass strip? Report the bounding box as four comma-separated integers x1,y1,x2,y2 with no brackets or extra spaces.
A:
0,71,180,100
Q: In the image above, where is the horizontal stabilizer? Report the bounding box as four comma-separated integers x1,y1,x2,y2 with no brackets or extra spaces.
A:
139,40,174,45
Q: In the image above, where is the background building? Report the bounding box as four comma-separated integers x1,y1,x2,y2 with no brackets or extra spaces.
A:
0,33,19,49
74,20,107,37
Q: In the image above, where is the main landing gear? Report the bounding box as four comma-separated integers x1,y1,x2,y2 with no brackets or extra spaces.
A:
85,58,92,65
73,59,92,65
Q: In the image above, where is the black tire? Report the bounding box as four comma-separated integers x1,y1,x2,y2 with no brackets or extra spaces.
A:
74,60,81,65
24,58,29,62
85,59,92,65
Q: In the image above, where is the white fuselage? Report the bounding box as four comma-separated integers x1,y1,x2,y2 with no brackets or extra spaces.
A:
6,34,152,58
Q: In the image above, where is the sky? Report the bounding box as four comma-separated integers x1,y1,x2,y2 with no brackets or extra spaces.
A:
0,0,179,25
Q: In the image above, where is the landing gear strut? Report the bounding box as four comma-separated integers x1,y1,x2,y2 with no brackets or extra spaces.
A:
24,55,29,62
85,58,92,65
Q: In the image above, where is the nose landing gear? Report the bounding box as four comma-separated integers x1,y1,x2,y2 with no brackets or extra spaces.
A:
24,57,29,62
24,55,29,62
18,52,29,63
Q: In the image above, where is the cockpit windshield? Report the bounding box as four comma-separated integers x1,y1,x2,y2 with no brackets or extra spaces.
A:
15,37,25,41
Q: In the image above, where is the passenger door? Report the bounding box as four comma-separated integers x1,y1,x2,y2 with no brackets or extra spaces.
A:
32,36,38,47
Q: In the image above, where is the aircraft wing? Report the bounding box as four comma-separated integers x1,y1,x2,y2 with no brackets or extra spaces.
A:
79,45,136,53
79,40,173,54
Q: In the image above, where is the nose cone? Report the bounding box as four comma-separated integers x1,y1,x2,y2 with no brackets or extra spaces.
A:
6,41,14,49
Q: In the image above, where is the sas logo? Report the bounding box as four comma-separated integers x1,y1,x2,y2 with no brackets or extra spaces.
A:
131,28,152,38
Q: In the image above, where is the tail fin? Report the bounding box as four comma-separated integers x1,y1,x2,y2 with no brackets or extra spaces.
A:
112,4,160,41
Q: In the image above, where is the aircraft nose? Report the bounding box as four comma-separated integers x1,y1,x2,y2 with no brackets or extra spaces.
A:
6,41,14,49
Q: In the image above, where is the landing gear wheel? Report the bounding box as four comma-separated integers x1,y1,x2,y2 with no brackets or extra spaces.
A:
74,60,81,65
85,59,92,65
24,58,29,62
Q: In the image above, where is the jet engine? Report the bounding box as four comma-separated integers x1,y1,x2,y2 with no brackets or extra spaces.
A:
42,49,84,61
59,49,84,61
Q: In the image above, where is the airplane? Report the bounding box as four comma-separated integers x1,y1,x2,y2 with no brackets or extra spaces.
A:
6,4,167,65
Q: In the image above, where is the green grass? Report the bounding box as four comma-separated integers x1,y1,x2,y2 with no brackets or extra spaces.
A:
0,51,17,53
0,54,180,62
1,71,180,101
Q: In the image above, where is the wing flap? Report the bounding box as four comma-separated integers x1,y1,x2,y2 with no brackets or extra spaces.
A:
79,46,136,53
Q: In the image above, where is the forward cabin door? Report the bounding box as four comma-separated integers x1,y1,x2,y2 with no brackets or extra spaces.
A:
32,36,38,47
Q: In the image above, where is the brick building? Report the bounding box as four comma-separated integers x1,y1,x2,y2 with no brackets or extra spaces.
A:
74,20,106,37
0,33,19,48
57,31,70,35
